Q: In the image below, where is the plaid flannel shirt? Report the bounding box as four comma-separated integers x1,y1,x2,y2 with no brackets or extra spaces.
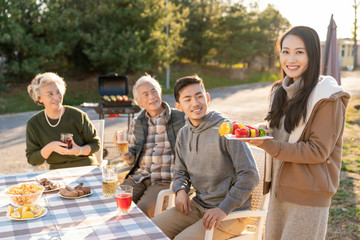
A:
123,109,174,185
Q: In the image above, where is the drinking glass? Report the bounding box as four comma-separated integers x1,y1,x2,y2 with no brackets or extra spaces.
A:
115,130,129,153
116,185,133,214
101,165,118,198
60,133,73,149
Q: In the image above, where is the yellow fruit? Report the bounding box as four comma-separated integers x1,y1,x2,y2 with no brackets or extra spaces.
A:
33,208,44,217
32,203,42,210
21,211,35,219
11,212,21,219
7,206,14,215
110,95,117,101
22,206,30,215
15,206,23,213
237,122,246,129
219,122,233,136
250,129,256,137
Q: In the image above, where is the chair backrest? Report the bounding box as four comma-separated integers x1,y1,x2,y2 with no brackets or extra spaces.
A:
237,145,269,240
91,119,105,165
206,146,269,240
248,146,268,212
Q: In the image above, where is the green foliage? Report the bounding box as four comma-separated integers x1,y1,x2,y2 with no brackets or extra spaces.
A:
0,0,188,82
0,0,47,80
0,0,290,85
251,4,291,69
214,3,257,66
174,0,224,64
246,70,280,83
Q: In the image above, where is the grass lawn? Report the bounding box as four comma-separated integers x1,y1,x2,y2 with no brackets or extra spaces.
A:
326,96,360,239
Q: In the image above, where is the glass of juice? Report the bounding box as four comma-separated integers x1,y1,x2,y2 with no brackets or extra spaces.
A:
116,185,133,214
115,130,129,153
101,165,118,198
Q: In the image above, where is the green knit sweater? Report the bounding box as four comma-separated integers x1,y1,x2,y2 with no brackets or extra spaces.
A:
26,106,100,169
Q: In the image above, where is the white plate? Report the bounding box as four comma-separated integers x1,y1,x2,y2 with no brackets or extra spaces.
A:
43,182,64,193
225,134,273,140
57,191,92,199
7,208,48,221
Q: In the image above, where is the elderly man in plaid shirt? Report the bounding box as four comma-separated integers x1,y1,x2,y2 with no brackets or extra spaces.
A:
119,74,185,217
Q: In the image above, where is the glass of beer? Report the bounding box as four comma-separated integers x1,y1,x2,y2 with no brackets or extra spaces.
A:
115,130,129,153
116,185,133,214
60,133,73,149
101,165,118,198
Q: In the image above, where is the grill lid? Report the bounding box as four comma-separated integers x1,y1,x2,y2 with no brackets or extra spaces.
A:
97,73,129,96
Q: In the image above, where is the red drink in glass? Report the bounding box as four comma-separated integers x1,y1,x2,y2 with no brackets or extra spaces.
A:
116,193,132,213
60,133,73,149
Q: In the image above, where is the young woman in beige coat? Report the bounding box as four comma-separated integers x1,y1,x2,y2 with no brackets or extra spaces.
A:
241,26,350,240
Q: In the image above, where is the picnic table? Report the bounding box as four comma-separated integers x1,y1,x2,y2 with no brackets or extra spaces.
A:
0,166,168,240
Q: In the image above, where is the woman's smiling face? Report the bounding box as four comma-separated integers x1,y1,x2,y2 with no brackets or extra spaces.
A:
280,34,309,81
38,82,63,111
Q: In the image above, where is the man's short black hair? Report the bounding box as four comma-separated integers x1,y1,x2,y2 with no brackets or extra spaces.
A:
174,75,205,102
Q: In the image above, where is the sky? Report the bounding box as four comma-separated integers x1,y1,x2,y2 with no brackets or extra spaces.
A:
243,0,357,41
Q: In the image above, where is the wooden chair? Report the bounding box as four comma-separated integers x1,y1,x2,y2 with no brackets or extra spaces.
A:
154,146,269,240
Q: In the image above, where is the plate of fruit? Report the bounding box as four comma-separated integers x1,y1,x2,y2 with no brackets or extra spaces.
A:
219,121,273,140
6,204,47,221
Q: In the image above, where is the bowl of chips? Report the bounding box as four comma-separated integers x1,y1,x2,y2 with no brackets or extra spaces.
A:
5,183,45,206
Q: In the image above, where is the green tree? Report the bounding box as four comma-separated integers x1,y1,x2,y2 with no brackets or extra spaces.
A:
175,0,224,64
0,0,187,82
39,0,85,73
213,2,258,67
79,0,187,73
254,4,290,69
0,0,49,80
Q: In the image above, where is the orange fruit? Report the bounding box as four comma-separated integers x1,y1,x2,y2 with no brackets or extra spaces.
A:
219,122,233,136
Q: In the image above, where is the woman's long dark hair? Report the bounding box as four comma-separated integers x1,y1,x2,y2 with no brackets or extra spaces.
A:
265,26,321,133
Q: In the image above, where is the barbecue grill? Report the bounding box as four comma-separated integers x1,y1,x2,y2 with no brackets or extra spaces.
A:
81,73,141,129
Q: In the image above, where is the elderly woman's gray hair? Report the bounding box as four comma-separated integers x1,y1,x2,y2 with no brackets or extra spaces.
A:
27,72,67,106
132,74,162,104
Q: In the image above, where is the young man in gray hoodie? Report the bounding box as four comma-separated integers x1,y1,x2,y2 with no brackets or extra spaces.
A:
152,75,259,240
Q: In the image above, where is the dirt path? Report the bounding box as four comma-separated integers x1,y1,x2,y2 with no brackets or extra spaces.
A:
0,71,359,174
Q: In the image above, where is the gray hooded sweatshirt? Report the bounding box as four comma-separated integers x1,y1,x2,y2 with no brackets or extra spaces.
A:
172,111,259,214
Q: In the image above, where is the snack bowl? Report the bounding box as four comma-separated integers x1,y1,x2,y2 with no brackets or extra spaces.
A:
5,183,45,207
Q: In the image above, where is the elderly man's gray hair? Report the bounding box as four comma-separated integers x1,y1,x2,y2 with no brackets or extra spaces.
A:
132,74,162,104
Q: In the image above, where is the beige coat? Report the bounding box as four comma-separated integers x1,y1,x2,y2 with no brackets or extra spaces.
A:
260,76,351,207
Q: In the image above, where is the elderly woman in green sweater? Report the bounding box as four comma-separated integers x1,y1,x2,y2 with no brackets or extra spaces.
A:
26,72,100,169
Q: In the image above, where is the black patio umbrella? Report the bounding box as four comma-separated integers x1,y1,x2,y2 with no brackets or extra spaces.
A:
322,14,341,85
